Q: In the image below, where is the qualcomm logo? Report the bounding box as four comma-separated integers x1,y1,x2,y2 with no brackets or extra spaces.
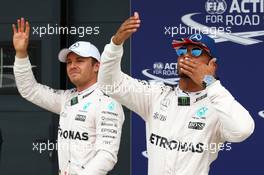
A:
259,110,264,118
205,0,227,14
142,62,180,85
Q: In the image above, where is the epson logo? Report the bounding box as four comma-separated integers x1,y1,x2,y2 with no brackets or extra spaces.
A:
101,128,117,134
188,122,206,130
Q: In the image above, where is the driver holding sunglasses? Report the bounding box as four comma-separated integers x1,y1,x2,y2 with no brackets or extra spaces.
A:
98,12,255,175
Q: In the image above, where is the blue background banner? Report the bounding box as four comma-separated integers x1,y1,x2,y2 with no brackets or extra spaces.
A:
131,0,264,174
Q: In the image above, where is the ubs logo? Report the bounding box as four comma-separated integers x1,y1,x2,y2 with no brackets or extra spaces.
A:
188,122,205,130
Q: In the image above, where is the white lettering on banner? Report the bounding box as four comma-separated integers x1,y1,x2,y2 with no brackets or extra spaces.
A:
181,13,264,45
142,62,179,85
226,14,260,25
162,70,177,76
164,63,177,69
230,0,264,13
205,14,260,25
163,0,264,45
182,0,264,45
206,15,224,23
205,0,264,27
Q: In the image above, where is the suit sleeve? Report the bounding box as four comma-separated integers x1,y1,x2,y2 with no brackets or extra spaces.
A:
207,80,255,142
13,57,65,114
98,38,160,121
79,97,124,175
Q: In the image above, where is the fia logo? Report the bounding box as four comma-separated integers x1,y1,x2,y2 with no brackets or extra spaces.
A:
205,0,227,14
153,62,164,70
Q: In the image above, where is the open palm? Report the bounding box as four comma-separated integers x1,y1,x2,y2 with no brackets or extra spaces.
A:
12,18,30,56
113,12,140,45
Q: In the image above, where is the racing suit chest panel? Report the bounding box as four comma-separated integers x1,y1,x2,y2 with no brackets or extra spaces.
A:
59,91,98,142
147,89,220,175
58,89,100,173
148,91,219,143
164,99,220,175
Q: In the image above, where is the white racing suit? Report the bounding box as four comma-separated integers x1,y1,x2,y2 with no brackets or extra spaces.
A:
98,39,255,175
14,57,124,175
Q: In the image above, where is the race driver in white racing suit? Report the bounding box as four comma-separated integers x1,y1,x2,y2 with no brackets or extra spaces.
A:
12,18,124,175
98,12,255,175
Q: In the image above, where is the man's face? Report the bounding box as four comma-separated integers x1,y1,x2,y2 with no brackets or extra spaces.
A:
66,52,99,87
176,44,211,78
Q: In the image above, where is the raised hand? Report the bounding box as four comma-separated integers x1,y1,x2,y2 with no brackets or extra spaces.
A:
112,12,141,45
13,18,30,58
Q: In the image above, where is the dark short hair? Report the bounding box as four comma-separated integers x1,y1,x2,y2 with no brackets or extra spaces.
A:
90,57,99,66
